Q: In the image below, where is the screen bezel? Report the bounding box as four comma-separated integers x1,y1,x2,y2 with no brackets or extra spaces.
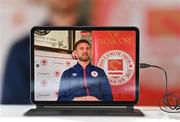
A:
31,26,140,106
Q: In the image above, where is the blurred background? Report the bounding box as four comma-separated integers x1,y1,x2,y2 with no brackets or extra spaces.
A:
0,0,180,105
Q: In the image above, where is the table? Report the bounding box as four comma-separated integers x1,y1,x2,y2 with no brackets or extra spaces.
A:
0,105,180,122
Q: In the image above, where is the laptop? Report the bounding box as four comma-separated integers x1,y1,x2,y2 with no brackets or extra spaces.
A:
25,26,144,116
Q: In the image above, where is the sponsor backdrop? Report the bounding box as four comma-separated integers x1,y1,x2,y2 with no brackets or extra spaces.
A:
92,31,136,101
34,51,77,101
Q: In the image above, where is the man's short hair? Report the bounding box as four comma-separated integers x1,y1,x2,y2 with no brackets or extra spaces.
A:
74,39,91,50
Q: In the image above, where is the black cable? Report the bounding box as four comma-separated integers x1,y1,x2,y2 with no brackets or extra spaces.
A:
140,63,180,113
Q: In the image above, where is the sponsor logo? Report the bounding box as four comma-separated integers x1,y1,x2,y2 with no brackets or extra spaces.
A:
72,73,77,76
54,70,60,77
66,60,71,67
40,80,48,87
53,91,59,97
35,30,50,36
40,58,48,66
37,72,50,76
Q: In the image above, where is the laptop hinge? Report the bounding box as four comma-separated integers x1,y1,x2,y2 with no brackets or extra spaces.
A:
36,106,45,109
126,106,134,111
36,105,135,110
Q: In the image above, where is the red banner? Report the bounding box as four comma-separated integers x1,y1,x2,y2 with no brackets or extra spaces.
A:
92,31,136,101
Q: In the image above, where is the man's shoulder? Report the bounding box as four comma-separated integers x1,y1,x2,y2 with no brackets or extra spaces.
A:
62,67,75,75
10,35,30,52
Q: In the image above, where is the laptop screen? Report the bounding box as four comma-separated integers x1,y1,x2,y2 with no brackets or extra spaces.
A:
31,27,139,105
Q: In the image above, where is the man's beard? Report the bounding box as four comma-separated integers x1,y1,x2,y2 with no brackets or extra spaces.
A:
78,54,90,62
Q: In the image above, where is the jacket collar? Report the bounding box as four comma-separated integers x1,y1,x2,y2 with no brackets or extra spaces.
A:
74,62,92,71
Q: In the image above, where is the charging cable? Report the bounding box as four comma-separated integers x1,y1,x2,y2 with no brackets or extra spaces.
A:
140,63,180,113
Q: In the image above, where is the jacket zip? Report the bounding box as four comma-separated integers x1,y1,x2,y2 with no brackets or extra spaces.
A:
83,68,90,96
